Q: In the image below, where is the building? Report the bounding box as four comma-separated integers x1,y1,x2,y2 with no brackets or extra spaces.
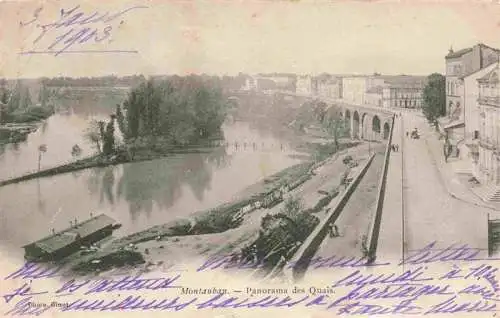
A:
379,76,427,109
473,64,500,199
442,44,500,178
22,214,118,262
445,43,499,125
341,76,368,105
296,75,318,96
461,62,499,175
350,75,426,109
316,75,342,99
242,77,258,91
365,86,384,107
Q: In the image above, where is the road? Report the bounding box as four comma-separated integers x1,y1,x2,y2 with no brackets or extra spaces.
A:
378,112,491,262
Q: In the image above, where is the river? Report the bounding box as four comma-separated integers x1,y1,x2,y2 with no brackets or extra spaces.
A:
0,107,304,256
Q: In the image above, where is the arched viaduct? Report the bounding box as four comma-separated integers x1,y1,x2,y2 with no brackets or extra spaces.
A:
323,103,393,141
227,91,394,141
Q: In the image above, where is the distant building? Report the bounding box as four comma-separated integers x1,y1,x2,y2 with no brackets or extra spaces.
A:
378,75,427,109
243,77,259,91
341,76,368,105
242,75,294,92
316,75,342,99
296,75,318,96
365,86,384,107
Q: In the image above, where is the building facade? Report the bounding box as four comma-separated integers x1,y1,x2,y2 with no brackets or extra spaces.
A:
475,65,500,189
462,62,498,172
316,76,342,100
341,76,367,105
445,43,499,123
381,85,425,109
243,77,258,91
296,75,318,96
365,86,383,107
362,75,426,109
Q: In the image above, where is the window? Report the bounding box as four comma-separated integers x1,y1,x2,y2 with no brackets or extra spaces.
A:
474,130,479,139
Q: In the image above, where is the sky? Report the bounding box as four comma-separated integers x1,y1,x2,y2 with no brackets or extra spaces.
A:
1,0,500,78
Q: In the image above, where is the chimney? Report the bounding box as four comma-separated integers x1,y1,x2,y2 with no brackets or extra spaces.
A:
472,44,483,71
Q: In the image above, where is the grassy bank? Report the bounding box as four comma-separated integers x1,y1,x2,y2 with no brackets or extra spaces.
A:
0,124,38,145
0,145,215,187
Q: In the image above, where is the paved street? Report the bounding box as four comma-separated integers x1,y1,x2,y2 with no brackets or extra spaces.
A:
378,112,492,261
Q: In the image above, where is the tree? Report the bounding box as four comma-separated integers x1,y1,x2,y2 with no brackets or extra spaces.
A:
85,120,103,153
322,105,348,150
22,87,32,109
119,76,227,146
422,73,446,129
37,144,47,172
102,115,116,155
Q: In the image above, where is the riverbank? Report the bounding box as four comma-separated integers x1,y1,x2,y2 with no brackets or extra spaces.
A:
66,140,368,275
0,123,39,145
0,144,218,187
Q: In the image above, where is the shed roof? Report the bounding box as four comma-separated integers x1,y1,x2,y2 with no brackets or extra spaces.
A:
23,214,116,253
477,68,499,83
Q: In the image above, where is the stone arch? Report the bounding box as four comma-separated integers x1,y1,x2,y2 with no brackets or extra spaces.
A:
361,113,369,139
372,115,381,140
383,121,390,139
344,109,351,136
353,111,360,139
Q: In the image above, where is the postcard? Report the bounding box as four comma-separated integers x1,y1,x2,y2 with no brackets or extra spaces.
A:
1,0,500,317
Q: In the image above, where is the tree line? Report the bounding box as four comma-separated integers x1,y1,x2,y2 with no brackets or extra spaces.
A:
88,75,230,157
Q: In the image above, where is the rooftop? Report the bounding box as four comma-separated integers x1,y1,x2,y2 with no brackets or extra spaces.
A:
23,214,116,253
445,43,500,60
446,47,474,59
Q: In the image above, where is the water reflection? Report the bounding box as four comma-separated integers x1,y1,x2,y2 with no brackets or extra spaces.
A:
88,147,231,221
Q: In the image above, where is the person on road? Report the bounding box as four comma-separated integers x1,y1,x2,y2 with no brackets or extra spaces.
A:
328,222,339,238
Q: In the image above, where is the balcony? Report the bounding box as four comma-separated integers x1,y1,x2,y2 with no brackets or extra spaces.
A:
479,138,499,151
478,95,500,107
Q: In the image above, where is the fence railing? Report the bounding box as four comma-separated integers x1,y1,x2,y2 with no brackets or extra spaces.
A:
284,151,376,282
366,114,395,263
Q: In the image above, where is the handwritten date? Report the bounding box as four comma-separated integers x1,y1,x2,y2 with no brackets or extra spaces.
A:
20,5,148,56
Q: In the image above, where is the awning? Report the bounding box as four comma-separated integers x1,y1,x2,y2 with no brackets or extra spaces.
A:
443,120,465,130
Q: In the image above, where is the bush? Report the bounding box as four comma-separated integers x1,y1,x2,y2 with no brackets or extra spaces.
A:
237,197,320,272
